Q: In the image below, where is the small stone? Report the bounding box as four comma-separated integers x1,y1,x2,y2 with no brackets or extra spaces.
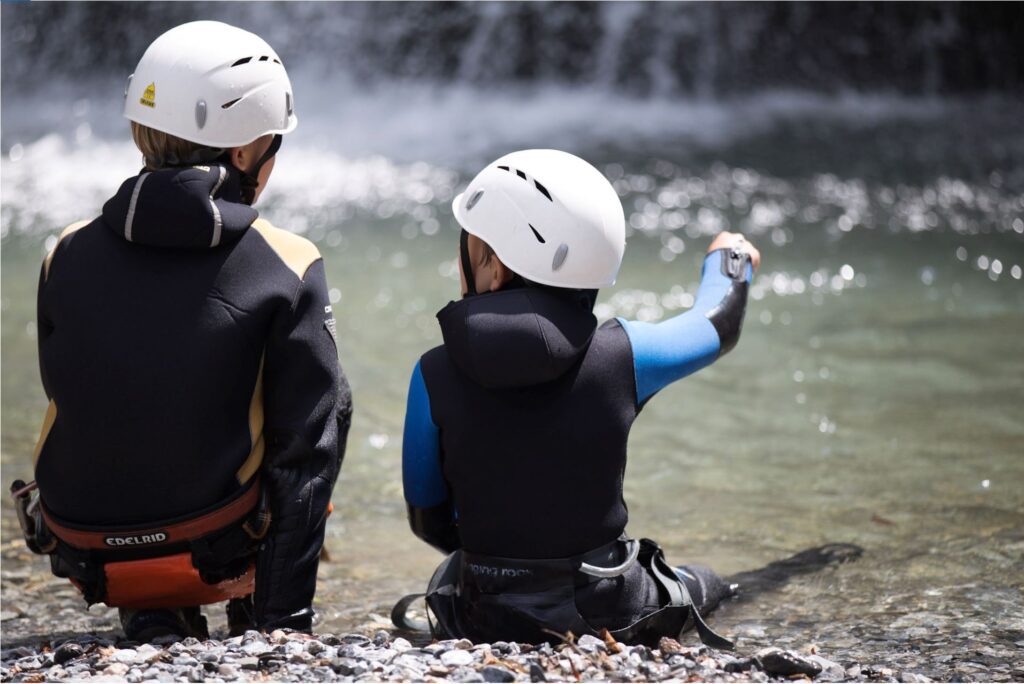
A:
440,649,474,667
113,648,141,664
846,664,863,678
331,657,367,676
53,643,85,665
187,666,205,682
482,664,516,682
452,667,486,683
172,655,198,667
453,638,473,650
307,640,327,655
104,662,130,676
577,634,606,654
237,657,259,670
217,663,238,680
658,637,685,655
241,641,269,656
373,630,390,646
529,661,548,682
391,637,412,652
126,669,144,683
899,673,931,683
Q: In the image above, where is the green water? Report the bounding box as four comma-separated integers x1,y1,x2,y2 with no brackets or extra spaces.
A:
2,109,1023,676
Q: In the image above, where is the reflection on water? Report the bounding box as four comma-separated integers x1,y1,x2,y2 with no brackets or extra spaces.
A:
2,103,1023,677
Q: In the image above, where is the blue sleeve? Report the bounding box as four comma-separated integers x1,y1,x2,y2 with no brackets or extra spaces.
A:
402,360,449,508
619,250,753,405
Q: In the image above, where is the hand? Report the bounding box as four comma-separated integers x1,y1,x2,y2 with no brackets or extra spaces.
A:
708,231,761,271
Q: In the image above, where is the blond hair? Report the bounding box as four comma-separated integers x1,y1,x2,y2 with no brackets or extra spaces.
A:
130,122,210,170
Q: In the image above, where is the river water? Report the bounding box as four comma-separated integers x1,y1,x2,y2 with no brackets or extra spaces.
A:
2,82,1023,679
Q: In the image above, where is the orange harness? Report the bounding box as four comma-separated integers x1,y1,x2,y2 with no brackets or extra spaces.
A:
28,480,267,608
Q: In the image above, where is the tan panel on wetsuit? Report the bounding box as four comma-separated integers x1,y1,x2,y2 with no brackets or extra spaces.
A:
43,220,91,281
32,401,58,467
249,218,322,280
237,355,266,484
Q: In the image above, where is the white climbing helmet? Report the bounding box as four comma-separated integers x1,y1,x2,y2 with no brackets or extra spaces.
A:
123,21,297,148
452,149,626,289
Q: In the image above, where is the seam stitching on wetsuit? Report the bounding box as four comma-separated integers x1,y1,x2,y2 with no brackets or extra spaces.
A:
124,172,150,242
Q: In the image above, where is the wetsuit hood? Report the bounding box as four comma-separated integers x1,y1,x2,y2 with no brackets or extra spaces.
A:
437,286,597,389
102,162,257,248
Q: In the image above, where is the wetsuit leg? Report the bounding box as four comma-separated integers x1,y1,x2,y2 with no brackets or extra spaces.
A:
674,565,738,617
119,607,209,642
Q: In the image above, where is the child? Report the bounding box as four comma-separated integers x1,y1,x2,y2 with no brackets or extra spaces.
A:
399,149,759,646
18,21,351,640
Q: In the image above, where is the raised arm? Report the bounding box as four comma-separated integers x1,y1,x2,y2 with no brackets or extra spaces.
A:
618,233,759,406
402,361,460,554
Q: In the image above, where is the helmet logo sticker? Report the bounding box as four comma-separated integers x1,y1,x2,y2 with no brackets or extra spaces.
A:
552,243,569,271
140,83,156,108
466,189,484,211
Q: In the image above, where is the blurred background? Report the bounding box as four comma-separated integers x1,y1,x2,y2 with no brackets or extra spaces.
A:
2,3,1022,678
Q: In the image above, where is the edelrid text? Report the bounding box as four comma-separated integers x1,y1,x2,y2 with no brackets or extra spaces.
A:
104,532,168,547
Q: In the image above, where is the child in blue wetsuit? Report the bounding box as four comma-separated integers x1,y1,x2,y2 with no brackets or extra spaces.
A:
398,149,760,646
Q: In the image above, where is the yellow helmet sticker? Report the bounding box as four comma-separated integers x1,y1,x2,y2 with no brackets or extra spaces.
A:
140,83,156,108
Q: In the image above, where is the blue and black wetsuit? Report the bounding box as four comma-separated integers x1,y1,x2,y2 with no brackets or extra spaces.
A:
402,248,751,641
34,162,352,630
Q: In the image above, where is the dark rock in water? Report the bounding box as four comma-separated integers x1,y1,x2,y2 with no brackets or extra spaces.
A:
529,661,548,682
724,656,763,673
53,642,85,665
482,665,516,682
755,647,823,677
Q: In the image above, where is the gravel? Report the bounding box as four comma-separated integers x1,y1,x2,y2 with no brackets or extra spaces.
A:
0,628,938,683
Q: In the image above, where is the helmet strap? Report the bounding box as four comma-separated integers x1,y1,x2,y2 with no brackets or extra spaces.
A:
460,229,478,297
238,134,283,205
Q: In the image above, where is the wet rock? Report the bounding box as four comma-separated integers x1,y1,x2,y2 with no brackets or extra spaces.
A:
755,647,823,677
899,672,932,683
53,643,84,665
724,656,762,673
529,661,547,682
482,664,516,682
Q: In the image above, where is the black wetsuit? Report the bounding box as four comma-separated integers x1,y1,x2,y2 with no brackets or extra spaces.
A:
402,249,750,640
34,162,352,630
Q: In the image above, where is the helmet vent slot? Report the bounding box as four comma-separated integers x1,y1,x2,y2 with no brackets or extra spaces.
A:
231,56,253,67
534,181,552,202
528,224,546,244
273,58,282,65
497,165,510,172
221,97,242,109
466,189,484,211
515,169,527,180
259,56,270,62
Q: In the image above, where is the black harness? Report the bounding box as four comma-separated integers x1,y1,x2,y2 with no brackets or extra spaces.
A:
394,537,733,649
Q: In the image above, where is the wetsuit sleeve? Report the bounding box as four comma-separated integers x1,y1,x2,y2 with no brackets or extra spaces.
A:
402,361,460,554
619,248,752,406
255,258,353,631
